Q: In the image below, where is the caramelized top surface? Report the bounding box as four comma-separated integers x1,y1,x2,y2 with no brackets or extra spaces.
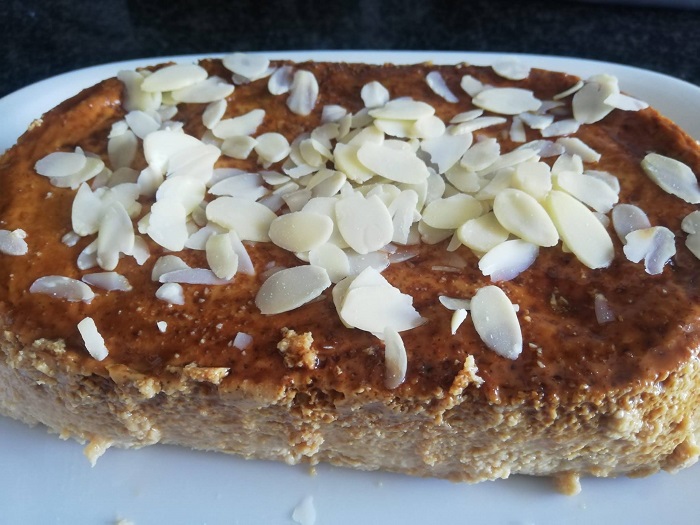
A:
1,60,700,405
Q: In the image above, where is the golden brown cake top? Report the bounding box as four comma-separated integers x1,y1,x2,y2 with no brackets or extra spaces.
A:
1,57,700,406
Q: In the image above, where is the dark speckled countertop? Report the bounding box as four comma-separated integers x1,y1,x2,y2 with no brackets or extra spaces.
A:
1,0,699,100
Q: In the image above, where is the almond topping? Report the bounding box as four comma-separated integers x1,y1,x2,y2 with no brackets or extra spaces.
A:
77,317,109,361
641,153,700,204
141,64,208,93
470,285,522,359
0,229,29,256
383,327,408,389
30,276,95,303
472,88,541,115
255,265,331,315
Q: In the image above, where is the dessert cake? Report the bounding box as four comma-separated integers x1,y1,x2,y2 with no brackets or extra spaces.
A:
1,54,699,495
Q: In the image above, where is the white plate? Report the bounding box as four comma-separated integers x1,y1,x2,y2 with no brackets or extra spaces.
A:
0,52,698,524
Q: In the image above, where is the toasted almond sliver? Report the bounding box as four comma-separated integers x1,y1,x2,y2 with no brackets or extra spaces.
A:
77,317,109,361
30,276,95,303
470,285,522,359
545,190,614,269
641,153,700,204
472,88,541,115
141,63,208,93
255,265,331,314
383,327,407,389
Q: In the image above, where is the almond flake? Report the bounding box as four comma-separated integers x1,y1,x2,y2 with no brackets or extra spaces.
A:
545,190,614,269
420,132,473,174
451,116,507,134
222,52,270,81
612,203,651,242
30,276,95,303
681,211,700,234
269,211,334,253
519,112,554,130
437,296,470,313
460,75,485,97
572,74,618,124
336,193,393,254
156,321,168,333
156,176,206,213
255,265,331,314
203,99,227,129
470,285,522,359
457,212,510,253
287,70,319,116
478,239,539,281
143,130,209,174
159,268,231,285
141,64,208,93
509,116,526,143
540,119,580,138
512,161,552,200
369,99,435,121
213,109,266,139
108,130,138,169
125,110,160,140
422,194,482,230
553,80,584,100
686,233,700,260
604,92,649,112
81,272,132,292
472,88,541,115
155,282,185,305
209,172,266,200
117,70,162,112
205,232,239,280
336,268,424,335
450,110,484,124
97,202,135,271
426,71,459,103
492,59,530,81
171,76,234,103
206,196,277,242
555,171,619,213
460,138,500,171
594,293,615,324
451,309,468,335
623,226,676,275
77,317,108,361
255,132,291,164
361,81,390,108
357,142,430,184
0,229,29,256
147,200,189,251
35,151,87,178
383,327,408,389
641,153,700,204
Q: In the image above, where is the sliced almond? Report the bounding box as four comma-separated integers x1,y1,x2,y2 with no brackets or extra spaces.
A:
457,212,509,253
450,308,469,335
81,272,132,292
141,63,208,93
206,232,239,280
287,70,319,116
77,317,108,361
478,239,539,281
0,229,28,256
472,88,541,115
155,282,185,305
383,327,408,389
357,141,430,184
255,265,331,314
30,276,95,303
213,109,266,139
470,285,522,359
206,196,277,242
361,81,390,108
641,153,700,204
612,203,651,242
335,193,393,254
555,171,619,213
426,71,458,103
545,190,614,269
269,211,334,252
623,226,676,275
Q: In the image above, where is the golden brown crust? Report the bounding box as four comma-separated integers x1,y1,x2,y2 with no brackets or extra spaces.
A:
1,59,700,486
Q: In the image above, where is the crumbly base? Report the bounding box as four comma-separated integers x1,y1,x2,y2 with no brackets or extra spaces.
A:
2,330,698,492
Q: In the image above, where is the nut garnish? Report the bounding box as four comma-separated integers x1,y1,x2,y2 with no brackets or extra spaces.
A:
77,317,109,361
